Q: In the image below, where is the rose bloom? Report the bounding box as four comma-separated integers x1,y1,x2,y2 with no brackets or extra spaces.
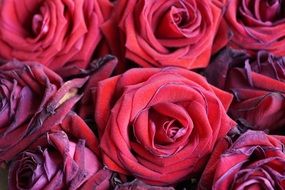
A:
198,130,285,189
225,0,285,55
0,0,112,77
206,49,285,131
8,114,111,190
102,0,226,70
90,66,236,185
0,60,87,162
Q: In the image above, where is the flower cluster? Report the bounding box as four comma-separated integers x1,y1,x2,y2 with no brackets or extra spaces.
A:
1,0,285,189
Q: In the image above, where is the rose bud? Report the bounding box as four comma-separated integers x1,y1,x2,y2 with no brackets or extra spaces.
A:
102,0,227,70
8,127,112,190
225,0,285,55
198,130,285,190
115,179,175,190
0,60,88,162
0,0,113,77
90,67,235,185
206,49,285,131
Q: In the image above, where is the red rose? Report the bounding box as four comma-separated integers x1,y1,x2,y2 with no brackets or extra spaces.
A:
198,130,285,189
91,67,235,185
0,0,112,77
8,113,111,190
206,49,285,131
0,60,87,161
102,0,227,70
225,0,285,55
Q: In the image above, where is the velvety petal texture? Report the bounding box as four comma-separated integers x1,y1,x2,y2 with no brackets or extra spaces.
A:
91,67,236,185
0,0,112,77
198,130,285,190
2,0,285,188
0,60,87,161
8,113,112,190
102,0,226,70
206,48,285,131
225,0,285,55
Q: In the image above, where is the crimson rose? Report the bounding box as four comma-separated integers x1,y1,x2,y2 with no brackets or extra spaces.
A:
102,0,227,70
0,0,112,77
91,67,235,185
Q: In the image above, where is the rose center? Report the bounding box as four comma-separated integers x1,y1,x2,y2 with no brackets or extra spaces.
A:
32,14,49,36
163,120,185,139
172,9,189,27
16,157,37,189
149,108,186,145
155,119,185,145
268,0,279,6
244,0,285,22
154,1,194,39
259,0,284,22
17,169,34,189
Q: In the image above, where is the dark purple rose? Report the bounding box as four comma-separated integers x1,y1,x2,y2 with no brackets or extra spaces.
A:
206,49,285,131
8,113,112,190
0,60,87,161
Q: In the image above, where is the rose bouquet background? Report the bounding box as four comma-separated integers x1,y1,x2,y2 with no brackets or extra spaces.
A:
0,0,285,189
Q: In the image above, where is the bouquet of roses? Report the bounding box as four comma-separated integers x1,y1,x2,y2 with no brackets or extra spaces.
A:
0,0,284,189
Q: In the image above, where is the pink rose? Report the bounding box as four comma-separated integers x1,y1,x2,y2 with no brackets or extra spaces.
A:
8,115,111,190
